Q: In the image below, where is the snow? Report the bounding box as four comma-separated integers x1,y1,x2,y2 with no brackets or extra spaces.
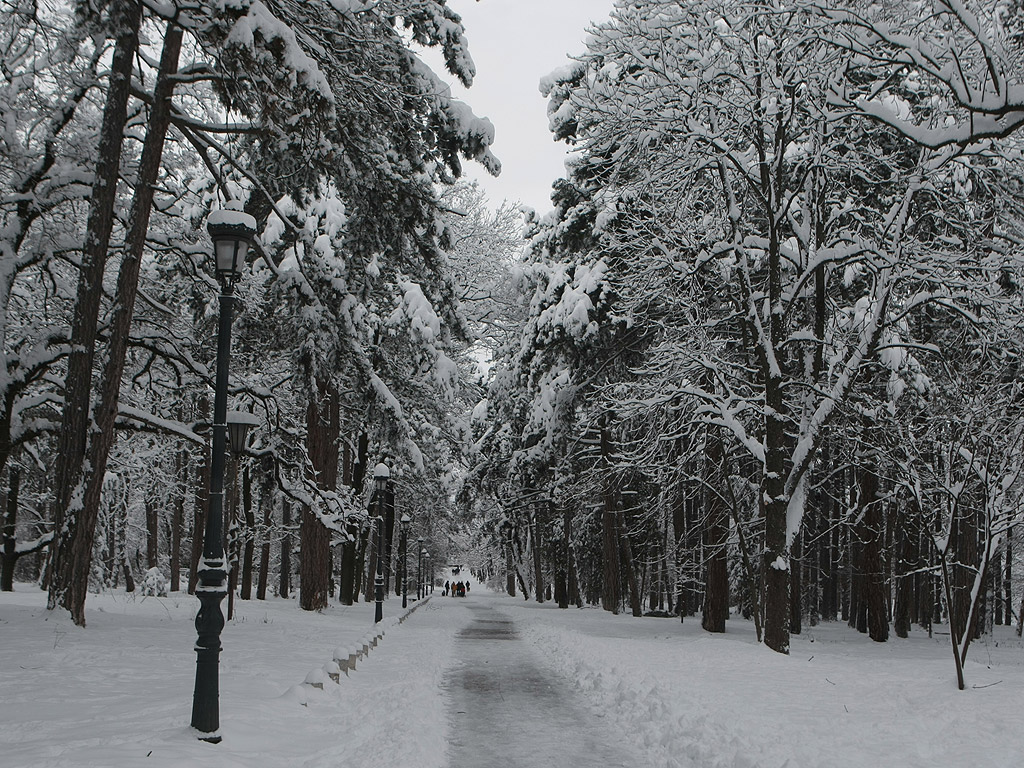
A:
206,209,257,231
225,1,336,105
3,584,1023,767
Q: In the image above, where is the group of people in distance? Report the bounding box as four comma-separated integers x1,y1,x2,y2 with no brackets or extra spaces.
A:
444,579,469,597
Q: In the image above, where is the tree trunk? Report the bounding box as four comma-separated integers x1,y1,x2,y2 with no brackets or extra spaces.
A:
950,497,978,645
146,500,159,570
354,522,369,601
620,518,642,618
280,501,291,599
188,395,210,594
300,379,339,611
893,518,912,638
256,457,273,600
672,491,686,619
702,437,729,633
505,523,516,597
762,394,790,652
47,0,143,625
338,433,367,605
240,465,255,600
117,496,134,593
384,482,395,595
363,522,376,603
789,531,802,635
556,502,570,609
300,505,330,611
860,463,889,642
226,458,239,621
170,439,187,593
1,469,21,591
1004,538,1012,626
69,18,184,614
599,421,621,614
532,503,544,603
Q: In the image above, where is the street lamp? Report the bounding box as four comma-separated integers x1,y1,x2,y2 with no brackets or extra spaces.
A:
191,209,257,742
399,513,411,608
424,552,431,594
373,463,389,624
416,538,424,599
227,410,260,454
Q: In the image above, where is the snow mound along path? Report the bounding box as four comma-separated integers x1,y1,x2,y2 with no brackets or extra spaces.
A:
521,621,762,768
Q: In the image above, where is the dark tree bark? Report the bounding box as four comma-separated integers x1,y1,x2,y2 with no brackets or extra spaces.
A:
949,494,978,645
1,469,20,592
0,470,47,591
355,522,369,601
226,458,240,621
1003,538,1013,626
702,436,729,633
893,518,912,638
859,462,889,642
532,502,544,603
338,433,367,605
256,457,274,600
620,512,642,618
47,0,143,625
993,549,1003,626
599,421,621,614
789,531,802,636
170,438,187,593
762,383,790,652
240,465,255,600
672,491,686,619
505,523,516,597
145,500,159,569
188,394,210,594
300,379,339,611
280,500,291,599
122,557,135,593
556,502,573,609
384,482,395,595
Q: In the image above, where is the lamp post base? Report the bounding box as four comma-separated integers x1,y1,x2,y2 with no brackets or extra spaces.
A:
191,563,227,739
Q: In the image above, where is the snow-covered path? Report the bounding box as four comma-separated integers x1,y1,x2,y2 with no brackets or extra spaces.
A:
3,584,1023,767
440,594,633,768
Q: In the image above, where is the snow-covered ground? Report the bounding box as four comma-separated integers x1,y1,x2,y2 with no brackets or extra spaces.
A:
2,583,1022,767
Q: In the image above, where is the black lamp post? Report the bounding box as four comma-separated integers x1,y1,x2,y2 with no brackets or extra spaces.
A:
416,538,424,599
424,552,431,594
191,209,256,742
373,463,389,624
400,514,411,608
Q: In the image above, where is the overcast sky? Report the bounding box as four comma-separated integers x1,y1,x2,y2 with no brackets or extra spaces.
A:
420,0,617,214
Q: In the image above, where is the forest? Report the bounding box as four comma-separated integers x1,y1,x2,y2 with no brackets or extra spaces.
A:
2,0,1023,686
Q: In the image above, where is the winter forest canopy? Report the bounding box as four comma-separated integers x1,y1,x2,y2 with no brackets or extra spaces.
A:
2,0,1024,689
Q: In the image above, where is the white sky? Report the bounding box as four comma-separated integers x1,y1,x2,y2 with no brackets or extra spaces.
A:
420,0,618,214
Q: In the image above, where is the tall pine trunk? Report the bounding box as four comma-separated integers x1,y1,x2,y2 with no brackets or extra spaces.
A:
188,394,210,594
170,437,187,593
599,420,621,614
859,462,889,642
48,0,143,625
1,469,21,591
240,466,255,600
702,431,729,632
300,380,338,611
280,501,291,599
256,457,274,600
532,502,544,603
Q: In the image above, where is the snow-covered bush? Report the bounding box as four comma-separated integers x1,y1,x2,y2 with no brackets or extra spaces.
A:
140,568,168,597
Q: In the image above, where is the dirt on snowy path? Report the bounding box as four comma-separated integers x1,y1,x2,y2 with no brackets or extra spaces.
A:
440,594,633,768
